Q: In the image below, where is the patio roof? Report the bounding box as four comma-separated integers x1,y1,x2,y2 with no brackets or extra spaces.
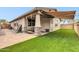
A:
10,7,76,23
48,11,76,19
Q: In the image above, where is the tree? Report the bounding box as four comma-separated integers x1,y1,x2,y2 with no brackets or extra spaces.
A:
0,19,9,29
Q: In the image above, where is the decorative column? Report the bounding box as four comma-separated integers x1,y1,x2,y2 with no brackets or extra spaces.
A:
50,18,53,32
24,17,28,32
22,18,26,32
35,11,41,35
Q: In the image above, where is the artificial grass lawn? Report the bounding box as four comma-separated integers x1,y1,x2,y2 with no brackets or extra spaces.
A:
0,29,79,52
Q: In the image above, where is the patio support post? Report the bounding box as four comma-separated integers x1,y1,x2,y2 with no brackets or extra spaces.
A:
50,18,53,32
22,18,26,32
24,17,28,32
35,11,41,35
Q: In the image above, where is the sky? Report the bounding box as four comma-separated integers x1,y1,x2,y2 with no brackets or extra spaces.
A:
0,7,79,21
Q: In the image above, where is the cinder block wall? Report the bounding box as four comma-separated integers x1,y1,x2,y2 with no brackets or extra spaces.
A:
61,24,74,29
74,23,79,36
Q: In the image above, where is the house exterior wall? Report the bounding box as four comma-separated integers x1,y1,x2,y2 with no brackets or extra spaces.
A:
10,21,17,30
10,8,75,34
11,17,61,33
40,18,61,32
41,18,51,31
10,17,26,31
52,18,61,31
18,18,25,31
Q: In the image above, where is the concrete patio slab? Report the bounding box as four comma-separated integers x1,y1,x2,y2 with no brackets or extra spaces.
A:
0,29,36,49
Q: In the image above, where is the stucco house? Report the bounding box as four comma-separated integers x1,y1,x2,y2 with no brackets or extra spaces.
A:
10,7,76,35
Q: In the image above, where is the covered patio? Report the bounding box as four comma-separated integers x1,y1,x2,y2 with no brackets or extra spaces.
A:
10,7,76,36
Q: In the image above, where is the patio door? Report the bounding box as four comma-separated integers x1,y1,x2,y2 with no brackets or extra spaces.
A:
28,19,35,32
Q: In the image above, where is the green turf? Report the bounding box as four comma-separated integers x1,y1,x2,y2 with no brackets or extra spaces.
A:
0,29,79,52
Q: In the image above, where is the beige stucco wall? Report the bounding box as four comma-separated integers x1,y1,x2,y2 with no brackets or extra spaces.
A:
41,18,51,31
11,17,26,32
11,16,61,33
52,18,61,31
74,23,79,36
18,18,25,31
10,21,18,30
40,18,61,32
